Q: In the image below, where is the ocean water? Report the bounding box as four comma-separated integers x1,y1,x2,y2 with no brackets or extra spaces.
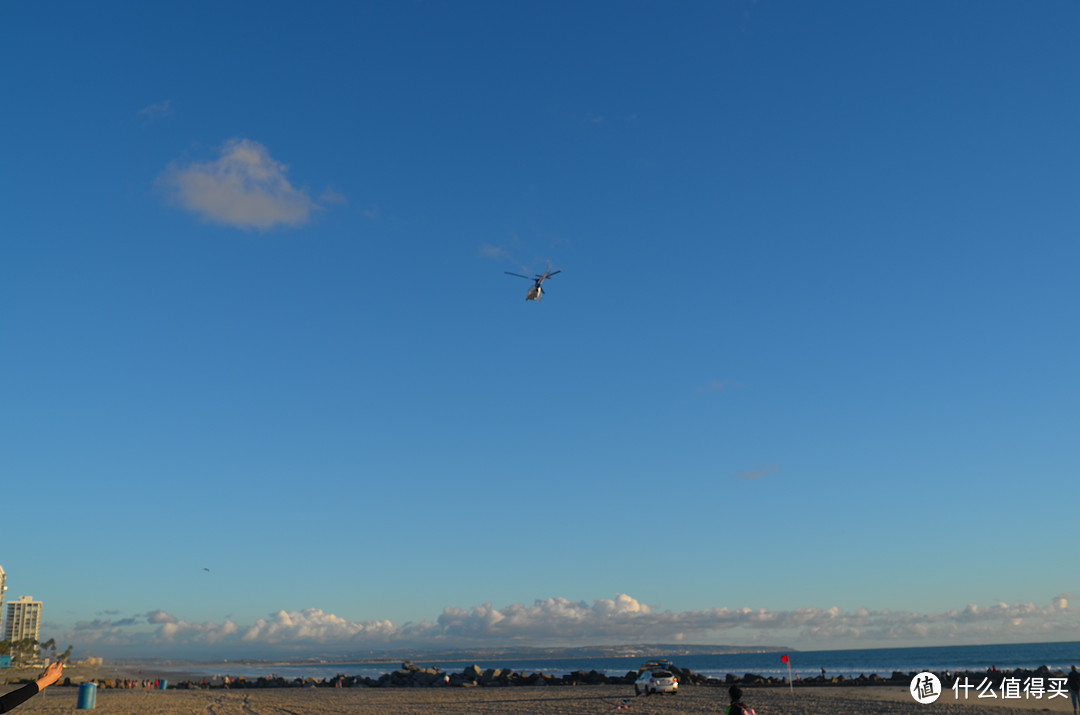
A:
157,641,1080,683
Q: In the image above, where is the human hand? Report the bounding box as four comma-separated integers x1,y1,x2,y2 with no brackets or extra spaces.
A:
36,661,64,690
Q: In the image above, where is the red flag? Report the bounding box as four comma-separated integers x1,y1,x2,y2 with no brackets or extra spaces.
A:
781,654,789,663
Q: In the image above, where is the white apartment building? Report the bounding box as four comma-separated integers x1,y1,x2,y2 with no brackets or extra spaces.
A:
4,596,42,642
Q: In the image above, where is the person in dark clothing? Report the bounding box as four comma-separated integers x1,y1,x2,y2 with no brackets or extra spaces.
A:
0,662,63,713
726,684,756,715
1066,665,1080,715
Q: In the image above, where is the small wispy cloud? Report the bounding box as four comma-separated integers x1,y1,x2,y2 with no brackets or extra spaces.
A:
320,188,347,206
72,617,140,631
138,100,173,121
585,112,639,126
478,233,530,263
157,138,319,231
478,244,508,259
699,379,742,394
735,464,779,480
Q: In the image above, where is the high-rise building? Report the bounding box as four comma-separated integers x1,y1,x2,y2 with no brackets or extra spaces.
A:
0,565,6,630
4,596,42,642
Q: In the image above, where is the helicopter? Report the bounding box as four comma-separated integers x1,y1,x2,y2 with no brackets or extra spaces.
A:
504,264,562,301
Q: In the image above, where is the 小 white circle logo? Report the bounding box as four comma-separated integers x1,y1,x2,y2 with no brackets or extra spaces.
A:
910,672,941,704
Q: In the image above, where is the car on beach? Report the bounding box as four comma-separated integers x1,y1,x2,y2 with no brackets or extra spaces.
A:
634,662,678,695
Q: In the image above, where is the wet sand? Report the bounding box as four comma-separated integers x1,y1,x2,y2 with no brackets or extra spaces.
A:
5,684,1075,715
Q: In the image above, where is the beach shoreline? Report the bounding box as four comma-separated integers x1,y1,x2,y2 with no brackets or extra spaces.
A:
3,683,1071,714
5,660,1072,693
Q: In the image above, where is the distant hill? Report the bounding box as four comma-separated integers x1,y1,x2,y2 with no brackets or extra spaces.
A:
329,643,795,663
107,644,796,667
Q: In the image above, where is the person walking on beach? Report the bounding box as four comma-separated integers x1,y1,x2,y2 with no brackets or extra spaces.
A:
726,685,756,715
0,662,63,713
1066,665,1080,714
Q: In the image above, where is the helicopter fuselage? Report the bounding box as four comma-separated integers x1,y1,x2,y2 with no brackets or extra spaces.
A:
505,266,560,301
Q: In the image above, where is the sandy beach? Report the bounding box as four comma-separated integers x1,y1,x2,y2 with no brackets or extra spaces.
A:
4,683,1074,715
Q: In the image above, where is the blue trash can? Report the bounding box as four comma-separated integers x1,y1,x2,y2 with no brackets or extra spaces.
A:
159,679,168,690
77,682,96,709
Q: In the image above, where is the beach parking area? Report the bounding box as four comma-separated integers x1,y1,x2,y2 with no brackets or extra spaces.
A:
5,684,1074,715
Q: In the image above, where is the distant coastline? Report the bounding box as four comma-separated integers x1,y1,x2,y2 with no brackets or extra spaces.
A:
102,643,792,668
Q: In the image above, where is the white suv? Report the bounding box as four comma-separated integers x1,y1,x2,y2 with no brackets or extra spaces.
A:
634,666,678,695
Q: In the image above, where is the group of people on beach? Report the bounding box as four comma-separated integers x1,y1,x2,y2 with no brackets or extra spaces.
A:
107,678,165,690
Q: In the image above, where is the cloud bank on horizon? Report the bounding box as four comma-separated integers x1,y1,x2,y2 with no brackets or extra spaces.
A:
64,593,1077,658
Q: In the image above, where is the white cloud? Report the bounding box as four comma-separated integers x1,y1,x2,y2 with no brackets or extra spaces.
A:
434,595,656,642
241,609,396,643
158,138,319,230
478,243,507,259
735,464,779,480
320,188,347,205
138,100,173,120
699,379,742,394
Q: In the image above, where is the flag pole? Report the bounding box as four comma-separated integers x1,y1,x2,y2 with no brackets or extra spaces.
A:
782,655,793,694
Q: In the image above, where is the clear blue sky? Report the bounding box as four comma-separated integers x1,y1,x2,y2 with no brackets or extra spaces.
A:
2,1,1077,660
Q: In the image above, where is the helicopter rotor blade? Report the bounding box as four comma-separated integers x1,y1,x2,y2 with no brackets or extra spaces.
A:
504,272,533,279
545,270,562,278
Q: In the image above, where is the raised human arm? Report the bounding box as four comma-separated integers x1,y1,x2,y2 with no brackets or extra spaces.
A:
0,662,65,713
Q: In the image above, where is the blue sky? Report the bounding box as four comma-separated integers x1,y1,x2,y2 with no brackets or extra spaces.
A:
2,1,1077,660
